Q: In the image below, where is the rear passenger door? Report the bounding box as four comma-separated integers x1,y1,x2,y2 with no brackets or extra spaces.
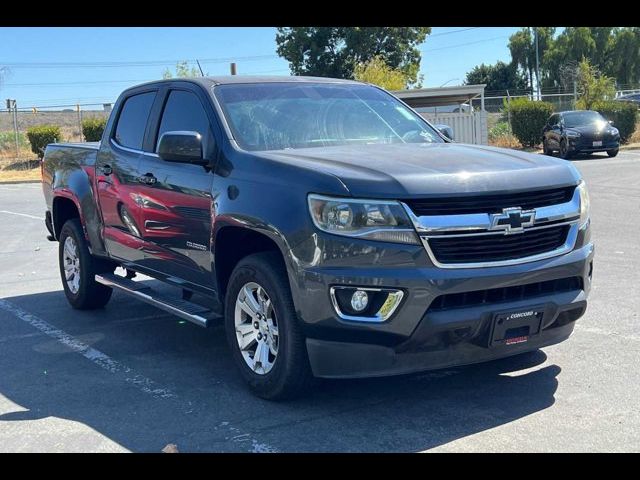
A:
96,89,157,263
134,84,217,286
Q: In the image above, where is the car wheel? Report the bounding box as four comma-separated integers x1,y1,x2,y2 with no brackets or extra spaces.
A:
225,252,314,400
542,139,552,155
58,218,115,309
559,139,573,159
607,148,619,157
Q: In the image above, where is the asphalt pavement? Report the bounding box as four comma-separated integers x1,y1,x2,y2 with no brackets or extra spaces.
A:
0,151,639,452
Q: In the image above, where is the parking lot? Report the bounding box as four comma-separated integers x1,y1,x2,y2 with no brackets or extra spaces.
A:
1,151,639,452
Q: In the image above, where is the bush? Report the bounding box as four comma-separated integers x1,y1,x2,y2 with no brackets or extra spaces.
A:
591,100,638,144
82,116,107,142
26,125,61,159
488,121,521,149
507,98,554,148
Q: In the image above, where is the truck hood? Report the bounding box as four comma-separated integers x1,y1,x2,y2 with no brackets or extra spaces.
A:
260,143,581,198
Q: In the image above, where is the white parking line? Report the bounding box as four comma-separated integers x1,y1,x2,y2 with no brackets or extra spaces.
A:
0,298,176,399
0,210,43,220
0,298,278,452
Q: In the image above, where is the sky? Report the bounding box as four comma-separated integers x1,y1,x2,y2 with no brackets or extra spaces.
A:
0,27,521,109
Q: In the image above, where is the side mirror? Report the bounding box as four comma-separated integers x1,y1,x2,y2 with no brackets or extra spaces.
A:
435,124,454,141
608,119,614,125
157,131,207,165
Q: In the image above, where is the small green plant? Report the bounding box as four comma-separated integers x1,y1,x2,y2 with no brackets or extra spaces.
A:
26,125,61,159
507,98,554,148
591,100,638,143
82,116,107,142
488,121,521,149
0,131,30,151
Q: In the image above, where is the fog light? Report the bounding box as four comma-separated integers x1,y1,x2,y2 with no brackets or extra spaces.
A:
351,290,369,311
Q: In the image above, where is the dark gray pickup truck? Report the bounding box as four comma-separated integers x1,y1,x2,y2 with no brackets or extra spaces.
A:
42,76,594,399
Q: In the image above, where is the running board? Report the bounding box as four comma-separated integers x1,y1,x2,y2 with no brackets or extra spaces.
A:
95,273,212,327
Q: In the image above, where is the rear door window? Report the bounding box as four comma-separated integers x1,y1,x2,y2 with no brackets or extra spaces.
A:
114,91,156,150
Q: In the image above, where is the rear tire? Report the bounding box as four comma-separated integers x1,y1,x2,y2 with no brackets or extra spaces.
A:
224,252,314,400
58,218,115,310
607,148,619,157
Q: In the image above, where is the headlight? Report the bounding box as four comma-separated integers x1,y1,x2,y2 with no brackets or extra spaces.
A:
308,194,420,245
577,181,590,228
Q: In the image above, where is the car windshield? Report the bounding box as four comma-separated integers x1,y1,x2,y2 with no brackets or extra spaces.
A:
563,111,607,128
214,82,444,151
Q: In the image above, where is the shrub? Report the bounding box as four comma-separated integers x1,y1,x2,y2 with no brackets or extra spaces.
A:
591,100,638,144
26,125,61,159
507,98,554,148
488,121,521,149
82,116,107,142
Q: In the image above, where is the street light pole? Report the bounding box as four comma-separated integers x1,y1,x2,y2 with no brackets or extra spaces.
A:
439,78,460,88
535,28,541,101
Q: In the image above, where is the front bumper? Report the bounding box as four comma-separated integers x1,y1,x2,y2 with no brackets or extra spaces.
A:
288,229,594,379
568,137,619,153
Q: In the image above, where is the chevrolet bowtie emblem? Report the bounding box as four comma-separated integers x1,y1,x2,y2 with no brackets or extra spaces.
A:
490,207,536,234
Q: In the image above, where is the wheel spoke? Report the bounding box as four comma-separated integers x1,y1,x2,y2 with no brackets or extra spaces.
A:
236,324,258,350
253,341,265,372
242,286,261,316
267,319,278,338
259,339,270,368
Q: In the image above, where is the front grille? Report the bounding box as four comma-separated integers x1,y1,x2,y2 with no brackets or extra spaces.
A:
173,206,210,221
428,225,569,264
428,276,583,312
405,186,575,216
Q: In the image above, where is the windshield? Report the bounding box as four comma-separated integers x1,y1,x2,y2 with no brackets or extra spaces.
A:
214,83,445,151
563,111,607,128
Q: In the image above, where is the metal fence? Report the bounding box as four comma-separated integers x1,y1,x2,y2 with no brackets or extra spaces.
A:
0,103,112,163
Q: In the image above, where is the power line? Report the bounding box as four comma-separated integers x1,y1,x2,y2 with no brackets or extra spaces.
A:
422,35,512,53
429,27,480,37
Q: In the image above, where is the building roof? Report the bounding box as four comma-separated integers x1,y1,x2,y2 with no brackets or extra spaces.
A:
392,84,486,108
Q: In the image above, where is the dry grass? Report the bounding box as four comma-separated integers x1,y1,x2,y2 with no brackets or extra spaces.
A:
0,158,41,183
489,133,522,149
629,121,640,144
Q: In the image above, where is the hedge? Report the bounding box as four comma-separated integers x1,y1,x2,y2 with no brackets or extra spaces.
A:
507,98,554,148
26,125,61,159
82,116,107,142
591,101,638,143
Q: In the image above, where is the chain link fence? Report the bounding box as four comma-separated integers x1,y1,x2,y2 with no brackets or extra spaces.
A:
0,103,112,169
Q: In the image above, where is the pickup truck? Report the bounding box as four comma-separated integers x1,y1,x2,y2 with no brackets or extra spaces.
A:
42,76,594,400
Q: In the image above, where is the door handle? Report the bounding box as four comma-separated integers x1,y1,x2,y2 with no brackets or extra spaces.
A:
99,164,113,175
138,173,157,185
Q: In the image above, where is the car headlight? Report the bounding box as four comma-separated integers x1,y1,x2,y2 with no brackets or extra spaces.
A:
577,181,590,228
308,194,420,244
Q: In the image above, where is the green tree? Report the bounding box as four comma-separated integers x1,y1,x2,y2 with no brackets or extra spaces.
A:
575,59,616,110
464,61,527,92
162,61,202,79
608,28,640,86
353,56,408,90
275,27,431,88
508,27,555,91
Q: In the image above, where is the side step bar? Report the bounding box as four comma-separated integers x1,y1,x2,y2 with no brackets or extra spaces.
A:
95,273,212,327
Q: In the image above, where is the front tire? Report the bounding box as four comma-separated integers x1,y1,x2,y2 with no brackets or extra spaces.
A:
559,139,573,159
542,139,553,155
224,252,313,400
58,218,115,310
607,148,619,157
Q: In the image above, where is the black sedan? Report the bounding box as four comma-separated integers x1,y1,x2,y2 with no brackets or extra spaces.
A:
542,110,620,159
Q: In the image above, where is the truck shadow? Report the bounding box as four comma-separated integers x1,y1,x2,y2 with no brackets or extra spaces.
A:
0,287,560,452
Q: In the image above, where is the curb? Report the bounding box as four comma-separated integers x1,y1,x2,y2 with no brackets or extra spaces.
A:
0,180,41,185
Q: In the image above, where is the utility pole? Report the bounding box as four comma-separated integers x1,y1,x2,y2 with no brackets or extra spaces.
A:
6,99,19,159
534,28,541,101
230,62,237,75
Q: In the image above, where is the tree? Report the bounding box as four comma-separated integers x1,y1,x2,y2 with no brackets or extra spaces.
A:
575,59,616,110
508,27,555,92
608,28,640,86
162,61,202,79
353,56,408,90
464,61,527,92
275,27,431,88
